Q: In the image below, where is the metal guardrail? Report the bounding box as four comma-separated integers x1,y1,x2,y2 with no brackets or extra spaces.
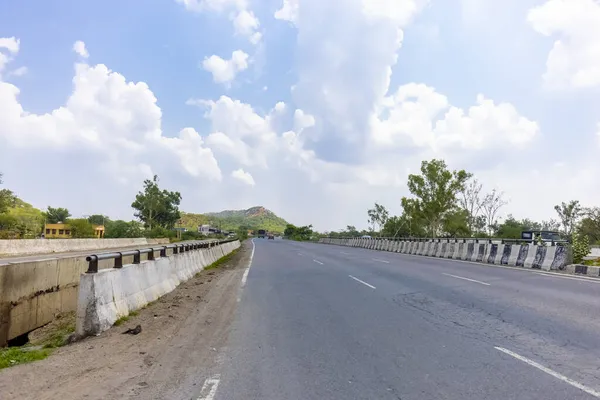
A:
85,238,238,273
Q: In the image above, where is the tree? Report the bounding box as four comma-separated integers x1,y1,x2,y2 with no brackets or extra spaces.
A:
554,200,582,236
541,218,561,231
68,219,96,238
460,178,483,234
45,207,71,224
105,220,144,238
479,189,507,235
495,215,525,239
284,224,314,240
87,214,109,226
442,209,471,237
578,207,600,244
403,159,471,237
367,203,389,235
131,175,182,229
0,173,16,214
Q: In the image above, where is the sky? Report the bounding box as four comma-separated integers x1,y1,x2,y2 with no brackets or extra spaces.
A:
0,0,599,232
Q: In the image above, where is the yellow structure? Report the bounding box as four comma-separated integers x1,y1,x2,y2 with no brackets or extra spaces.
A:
44,223,105,239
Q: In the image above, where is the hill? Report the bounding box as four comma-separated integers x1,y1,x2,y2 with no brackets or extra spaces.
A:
180,206,289,233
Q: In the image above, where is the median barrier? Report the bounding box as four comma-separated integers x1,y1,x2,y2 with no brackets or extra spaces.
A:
0,238,171,257
76,240,240,337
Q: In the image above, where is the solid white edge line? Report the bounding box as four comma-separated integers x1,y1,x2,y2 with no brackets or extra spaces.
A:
349,275,376,289
241,239,255,287
494,347,600,398
313,259,324,265
442,272,490,286
197,375,221,400
372,258,390,263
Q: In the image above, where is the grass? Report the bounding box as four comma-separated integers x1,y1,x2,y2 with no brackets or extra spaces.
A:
198,249,239,276
583,258,600,266
113,310,140,326
0,347,52,369
0,312,76,370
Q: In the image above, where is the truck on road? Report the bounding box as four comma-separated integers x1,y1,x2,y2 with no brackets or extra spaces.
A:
257,229,266,238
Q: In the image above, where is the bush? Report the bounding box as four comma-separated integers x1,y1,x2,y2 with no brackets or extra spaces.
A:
572,233,590,264
144,226,176,239
68,219,96,238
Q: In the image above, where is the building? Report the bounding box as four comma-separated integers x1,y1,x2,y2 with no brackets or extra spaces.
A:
44,223,105,239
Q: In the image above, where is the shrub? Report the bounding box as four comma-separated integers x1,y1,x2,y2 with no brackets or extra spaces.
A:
572,233,590,264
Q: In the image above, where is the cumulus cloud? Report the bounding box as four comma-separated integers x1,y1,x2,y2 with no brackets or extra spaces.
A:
0,38,221,218
274,0,299,23
231,168,255,185
0,37,20,75
528,0,600,89
8,66,27,77
73,40,89,58
175,0,262,44
202,50,249,84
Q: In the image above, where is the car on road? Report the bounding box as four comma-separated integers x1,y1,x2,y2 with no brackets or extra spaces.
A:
268,234,274,240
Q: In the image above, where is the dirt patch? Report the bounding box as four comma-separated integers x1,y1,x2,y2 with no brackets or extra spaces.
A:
0,242,251,400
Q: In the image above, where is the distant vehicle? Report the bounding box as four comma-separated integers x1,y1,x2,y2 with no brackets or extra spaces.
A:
258,229,266,238
361,235,372,239
268,234,274,240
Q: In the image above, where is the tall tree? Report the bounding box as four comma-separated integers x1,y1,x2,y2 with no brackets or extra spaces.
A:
554,200,582,236
0,173,16,214
367,203,389,236
479,189,508,235
402,159,471,237
459,178,483,234
87,214,109,226
541,218,561,231
45,206,71,224
578,207,600,244
131,175,182,229
68,218,96,238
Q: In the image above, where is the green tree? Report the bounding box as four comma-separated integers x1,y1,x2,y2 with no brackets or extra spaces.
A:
284,224,314,241
442,209,471,237
68,219,96,238
578,207,600,244
554,200,582,236
0,173,17,214
45,207,71,224
104,220,144,238
402,159,471,237
87,215,109,226
572,233,590,264
367,203,389,235
131,175,182,229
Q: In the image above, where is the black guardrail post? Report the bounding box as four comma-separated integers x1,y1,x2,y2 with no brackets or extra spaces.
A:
160,246,167,257
114,252,123,268
133,250,141,264
86,256,98,273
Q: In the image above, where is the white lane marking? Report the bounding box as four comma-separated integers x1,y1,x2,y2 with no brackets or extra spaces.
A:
298,252,303,256
442,272,490,286
240,239,255,288
349,275,376,289
313,259,324,265
197,375,221,400
535,272,600,284
341,251,350,255
494,347,600,398
372,258,390,263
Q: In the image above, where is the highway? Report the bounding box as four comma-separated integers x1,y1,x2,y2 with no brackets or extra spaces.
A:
213,239,600,400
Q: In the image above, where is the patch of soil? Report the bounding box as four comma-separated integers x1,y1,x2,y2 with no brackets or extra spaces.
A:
0,242,251,400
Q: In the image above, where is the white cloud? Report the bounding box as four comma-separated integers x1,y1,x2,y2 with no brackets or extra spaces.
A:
0,37,20,54
175,0,261,43
528,0,600,89
73,40,89,58
0,39,222,219
231,168,255,186
8,66,27,77
202,50,249,84
274,0,299,23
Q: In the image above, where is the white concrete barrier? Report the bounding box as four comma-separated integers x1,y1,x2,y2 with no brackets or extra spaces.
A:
76,240,240,337
0,238,172,256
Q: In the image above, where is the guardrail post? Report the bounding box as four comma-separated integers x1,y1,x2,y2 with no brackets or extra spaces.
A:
133,250,141,264
114,252,123,268
160,246,167,257
147,249,155,261
87,256,98,273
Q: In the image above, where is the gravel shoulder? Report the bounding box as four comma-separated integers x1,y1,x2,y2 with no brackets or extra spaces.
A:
0,241,251,400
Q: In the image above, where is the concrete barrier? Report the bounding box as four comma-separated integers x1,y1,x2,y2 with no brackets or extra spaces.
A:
0,238,170,257
76,240,240,337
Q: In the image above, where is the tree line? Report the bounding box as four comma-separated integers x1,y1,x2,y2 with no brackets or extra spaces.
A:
0,173,192,240
327,159,600,249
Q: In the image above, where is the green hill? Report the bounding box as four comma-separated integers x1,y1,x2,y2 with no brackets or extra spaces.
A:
180,206,289,233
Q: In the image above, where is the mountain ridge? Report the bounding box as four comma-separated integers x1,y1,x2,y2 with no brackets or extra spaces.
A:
180,206,289,233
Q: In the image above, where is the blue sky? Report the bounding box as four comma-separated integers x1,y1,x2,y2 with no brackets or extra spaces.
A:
1,0,599,231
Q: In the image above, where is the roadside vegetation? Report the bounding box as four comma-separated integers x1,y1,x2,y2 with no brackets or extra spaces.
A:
0,312,75,370
323,158,599,261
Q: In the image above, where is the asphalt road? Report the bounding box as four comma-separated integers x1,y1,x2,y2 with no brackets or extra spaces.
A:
213,239,600,400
